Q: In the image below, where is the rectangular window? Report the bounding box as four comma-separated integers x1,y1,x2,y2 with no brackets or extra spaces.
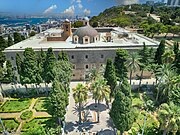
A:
85,38,88,42
11,57,14,60
85,55,88,59
85,65,89,69
101,54,104,58
71,55,74,59
73,65,76,69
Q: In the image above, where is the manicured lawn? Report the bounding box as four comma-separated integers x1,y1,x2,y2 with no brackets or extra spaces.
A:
34,97,48,112
0,99,32,112
20,110,33,120
0,118,19,133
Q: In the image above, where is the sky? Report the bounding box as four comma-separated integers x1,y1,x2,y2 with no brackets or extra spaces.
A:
0,0,162,16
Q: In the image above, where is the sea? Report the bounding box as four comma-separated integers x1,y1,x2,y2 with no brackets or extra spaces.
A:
0,18,49,27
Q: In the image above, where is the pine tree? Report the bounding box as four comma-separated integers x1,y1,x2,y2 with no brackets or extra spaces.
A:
110,91,134,134
7,35,13,47
58,51,69,61
155,40,165,65
43,48,56,84
114,49,128,81
0,36,7,50
104,58,117,97
173,42,180,73
4,60,13,83
13,32,22,44
48,80,67,129
119,78,131,97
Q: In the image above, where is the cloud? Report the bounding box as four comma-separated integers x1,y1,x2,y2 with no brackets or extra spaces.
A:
84,9,91,15
78,3,83,9
63,5,75,16
115,0,139,5
76,0,81,3
43,5,57,14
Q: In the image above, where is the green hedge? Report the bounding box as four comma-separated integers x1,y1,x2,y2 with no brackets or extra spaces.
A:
20,110,33,120
0,98,32,113
34,98,48,112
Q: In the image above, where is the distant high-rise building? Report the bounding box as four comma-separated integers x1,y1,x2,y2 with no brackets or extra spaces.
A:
167,0,180,6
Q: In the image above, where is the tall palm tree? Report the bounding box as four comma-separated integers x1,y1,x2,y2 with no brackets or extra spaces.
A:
125,52,140,85
158,102,180,135
91,77,111,122
73,83,88,124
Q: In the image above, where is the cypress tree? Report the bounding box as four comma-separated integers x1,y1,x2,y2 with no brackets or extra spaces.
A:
43,48,56,84
0,36,7,50
155,40,165,65
4,60,14,83
7,35,13,47
38,49,46,81
48,80,67,128
104,58,117,96
114,49,128,81
110,90,134,134
13,32,22,44
58,50,69,61
16,53,22,76
0,51,6,68
21,48,38,89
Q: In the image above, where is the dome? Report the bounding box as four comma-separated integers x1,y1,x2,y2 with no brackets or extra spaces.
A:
73,26,98,38
73,26,99,44
83,17,89,21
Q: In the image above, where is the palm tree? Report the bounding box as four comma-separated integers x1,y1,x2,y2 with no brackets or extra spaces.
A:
73,83,88,124
86,67,104,83
125,52,140,85
158,102,180,135
91,77,111,122
155,64,179,103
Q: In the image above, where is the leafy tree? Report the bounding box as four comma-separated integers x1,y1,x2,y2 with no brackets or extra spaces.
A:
29,31,36,37
7,35,13,47
110,91,134,134
155,40,165,65
125,52,140,85
43,48,56,84
73,21,83,28
13,32,22,44
114,49,128,81
20,48,38,90
92,21,98,27
58,51,69,61
173,42,180,73
158,102,180,135
73,83,88,124
162,49,175,64
118,78,131,98
47,80,66,133
4,60,13,83
104,58,117,97
0,66,4,101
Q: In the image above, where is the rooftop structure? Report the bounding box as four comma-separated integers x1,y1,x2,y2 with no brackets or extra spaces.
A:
4,20,159,80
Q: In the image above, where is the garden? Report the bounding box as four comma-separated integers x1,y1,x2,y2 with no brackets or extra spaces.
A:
0,97,51,134
0,99,32,113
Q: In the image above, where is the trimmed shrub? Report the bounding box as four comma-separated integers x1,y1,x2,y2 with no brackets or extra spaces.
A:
20,110,33,120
